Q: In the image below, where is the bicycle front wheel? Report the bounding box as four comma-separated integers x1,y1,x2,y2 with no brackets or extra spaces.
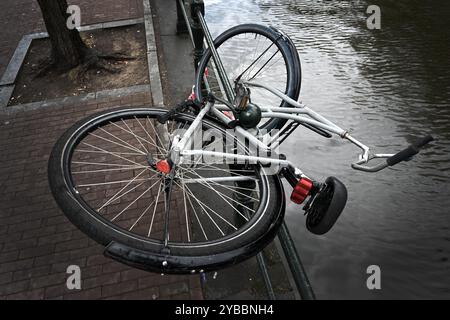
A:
195,24,301,131
48,107,285,273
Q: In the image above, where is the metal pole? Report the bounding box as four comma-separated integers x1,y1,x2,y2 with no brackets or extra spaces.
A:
190,0,205,70
176,0,188,34
177,0,195,47
175,0,315,300
256,253,276,300
234,178,277,301
278,222,316,300
196,11,235,103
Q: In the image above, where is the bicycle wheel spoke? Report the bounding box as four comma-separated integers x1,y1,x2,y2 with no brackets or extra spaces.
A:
107,121,160,153
78,177,153,188
147,117,169,154
180,167,253,220
72,161,146,168
214,183,260,200
179,163,255,179
237,41,275,81
193,179,253,220
241,33,262,78
148,181,163,237
76,149,144,156
178,182,226,236
129,198,157,232
185,159,253,172
184,169,260,202
181,176,257,184
162,173,176,247
93,129,145,155
184,185,208,241
183,183,238,231
254,55,284,80
98,170,153,211
100,180,147,211
135,116,166,156
180,174,191,242
111,179,160,222
72,166,144,174
188,166,253,173
121,119,149,154
248,49,280,81
220,183,260,193
81,142,151,171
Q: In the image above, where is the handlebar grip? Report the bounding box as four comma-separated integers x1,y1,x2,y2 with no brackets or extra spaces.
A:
386,135,434,167
412,134,434,149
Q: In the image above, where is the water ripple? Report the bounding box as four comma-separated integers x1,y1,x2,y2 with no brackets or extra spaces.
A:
205,0,450,298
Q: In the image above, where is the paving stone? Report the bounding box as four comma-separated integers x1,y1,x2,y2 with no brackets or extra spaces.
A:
0,0,204,301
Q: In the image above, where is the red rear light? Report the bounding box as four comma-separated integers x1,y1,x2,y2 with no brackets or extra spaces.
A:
156,160,171,174
290,178,313,204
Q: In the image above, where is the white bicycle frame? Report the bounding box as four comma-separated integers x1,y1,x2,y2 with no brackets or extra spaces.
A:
168,80,395,174
169,11,396,174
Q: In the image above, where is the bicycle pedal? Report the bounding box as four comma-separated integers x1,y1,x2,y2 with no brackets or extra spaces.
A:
290,178,313,205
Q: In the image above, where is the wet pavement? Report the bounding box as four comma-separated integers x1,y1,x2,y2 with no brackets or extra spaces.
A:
151,0,297,300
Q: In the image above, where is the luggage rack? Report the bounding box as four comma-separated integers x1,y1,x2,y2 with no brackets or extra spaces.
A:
175,0,316,300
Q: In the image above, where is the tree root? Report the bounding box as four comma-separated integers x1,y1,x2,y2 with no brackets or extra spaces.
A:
98,52,136,61
32,57,57,79
33,49,136,82
68,51,135,81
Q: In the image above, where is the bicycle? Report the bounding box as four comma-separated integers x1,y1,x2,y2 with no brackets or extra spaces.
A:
48,20,433,274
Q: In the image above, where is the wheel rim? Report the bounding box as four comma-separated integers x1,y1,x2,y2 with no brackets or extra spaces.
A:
61,109,272,249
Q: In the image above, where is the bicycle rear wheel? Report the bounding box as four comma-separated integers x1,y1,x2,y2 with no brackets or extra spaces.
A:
48,107,285,273
195,24,301,131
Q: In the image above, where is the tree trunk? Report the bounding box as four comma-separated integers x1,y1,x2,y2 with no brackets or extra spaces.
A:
37,0,88,70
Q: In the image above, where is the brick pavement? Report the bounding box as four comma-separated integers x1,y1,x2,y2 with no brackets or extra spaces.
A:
0,89,203,300
0,0,204,300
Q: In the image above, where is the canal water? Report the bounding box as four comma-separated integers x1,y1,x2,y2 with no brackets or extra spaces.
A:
205,0,450,299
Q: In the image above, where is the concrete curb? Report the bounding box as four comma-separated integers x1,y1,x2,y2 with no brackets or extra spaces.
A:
0,84,151,116
143,0,164,107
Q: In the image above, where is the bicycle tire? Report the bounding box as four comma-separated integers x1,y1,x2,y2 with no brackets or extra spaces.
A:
194,24,301,131
48,107,285,273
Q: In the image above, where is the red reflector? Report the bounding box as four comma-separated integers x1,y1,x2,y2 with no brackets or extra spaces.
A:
290,178,313,204
156,160,171,174
223,111,235,120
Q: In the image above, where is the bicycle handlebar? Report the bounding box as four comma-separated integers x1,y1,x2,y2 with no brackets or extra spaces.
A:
351,135,434,172
386,135,434,166
209,81,435,174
